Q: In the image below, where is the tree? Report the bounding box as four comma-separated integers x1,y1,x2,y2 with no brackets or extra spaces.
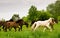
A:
47,0,60,21
37,10,52,21
28,5,38,21
12,14,20,21
1,18,5,22
28,5,52,22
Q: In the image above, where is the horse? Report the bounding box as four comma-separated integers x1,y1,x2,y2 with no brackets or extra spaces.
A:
3,21,20,32
31,17,56,32
30,20,37,27
1,18,19,32
0,19,14,31
3,19,28,32
0,21,5,31
16,19,28,31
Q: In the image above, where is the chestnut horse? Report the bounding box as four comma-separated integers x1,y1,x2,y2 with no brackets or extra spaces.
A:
0,19,15,31
3,19,28,32
4,21,20,32
31,18,56,32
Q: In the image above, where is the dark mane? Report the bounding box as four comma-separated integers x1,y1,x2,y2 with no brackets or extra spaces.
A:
9,19,13,21
30,20,37,27
6,19,13,22
16,19,23,23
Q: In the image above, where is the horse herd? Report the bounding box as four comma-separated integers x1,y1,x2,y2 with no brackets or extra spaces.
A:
0,17,57,32
0,19,28,32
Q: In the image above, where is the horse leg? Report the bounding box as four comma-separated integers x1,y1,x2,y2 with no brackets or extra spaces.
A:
34,24,39,31
4,27,7,32
18,26,20,31
43,27,47,32
9,29,11,31
50,25,54,30
0,26,1,31
20,26,22,31
2,26,5,31
31,22,36,30
14,27,16,32
9,27,11,31
46,25,52,32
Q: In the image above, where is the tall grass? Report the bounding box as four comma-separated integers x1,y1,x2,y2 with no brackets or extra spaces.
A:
0,22,60,38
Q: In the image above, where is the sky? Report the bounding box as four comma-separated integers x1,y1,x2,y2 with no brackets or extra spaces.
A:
0,0,57,20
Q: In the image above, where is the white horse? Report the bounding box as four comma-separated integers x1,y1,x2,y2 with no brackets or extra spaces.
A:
31,18,56,32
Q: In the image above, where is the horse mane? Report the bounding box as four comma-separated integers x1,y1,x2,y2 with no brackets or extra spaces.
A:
16,19,23,23
6,19,13,22
9,19,13,21
31,20,36,24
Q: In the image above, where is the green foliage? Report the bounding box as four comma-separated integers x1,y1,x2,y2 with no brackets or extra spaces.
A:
12,14,20,21
28,5,52,22
58,16,60,21
22,16,29,22
1,18,5,22
37,10,52,21
28,5,37,21
47,0,60,19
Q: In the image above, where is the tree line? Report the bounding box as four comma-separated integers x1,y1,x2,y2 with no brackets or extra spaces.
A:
1,0,60,24
23,0,60,23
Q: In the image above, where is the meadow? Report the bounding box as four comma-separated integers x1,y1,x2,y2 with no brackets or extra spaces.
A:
0,22,60,38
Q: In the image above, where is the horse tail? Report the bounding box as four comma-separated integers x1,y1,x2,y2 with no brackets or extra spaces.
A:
31,22,36,30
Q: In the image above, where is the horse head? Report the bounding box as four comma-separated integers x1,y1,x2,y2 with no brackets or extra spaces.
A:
48,17,56,25
24,22,28,28
16,19,28,28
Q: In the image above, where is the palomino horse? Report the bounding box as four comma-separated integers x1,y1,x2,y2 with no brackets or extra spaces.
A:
31,18,56,32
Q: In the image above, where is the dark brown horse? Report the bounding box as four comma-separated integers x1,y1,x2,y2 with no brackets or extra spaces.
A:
16,19,28,31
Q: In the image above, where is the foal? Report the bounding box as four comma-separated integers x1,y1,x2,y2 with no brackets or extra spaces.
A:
31,18,56,32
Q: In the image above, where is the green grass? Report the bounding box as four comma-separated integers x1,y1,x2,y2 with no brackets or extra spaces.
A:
0,22,60,38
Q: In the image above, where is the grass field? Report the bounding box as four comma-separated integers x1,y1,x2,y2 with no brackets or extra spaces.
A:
0,22,60,38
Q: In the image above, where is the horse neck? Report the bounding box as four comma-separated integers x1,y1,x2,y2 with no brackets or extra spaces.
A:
24,22,28,27
16,20,23,24
16,20,19,23
47,18,52,23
